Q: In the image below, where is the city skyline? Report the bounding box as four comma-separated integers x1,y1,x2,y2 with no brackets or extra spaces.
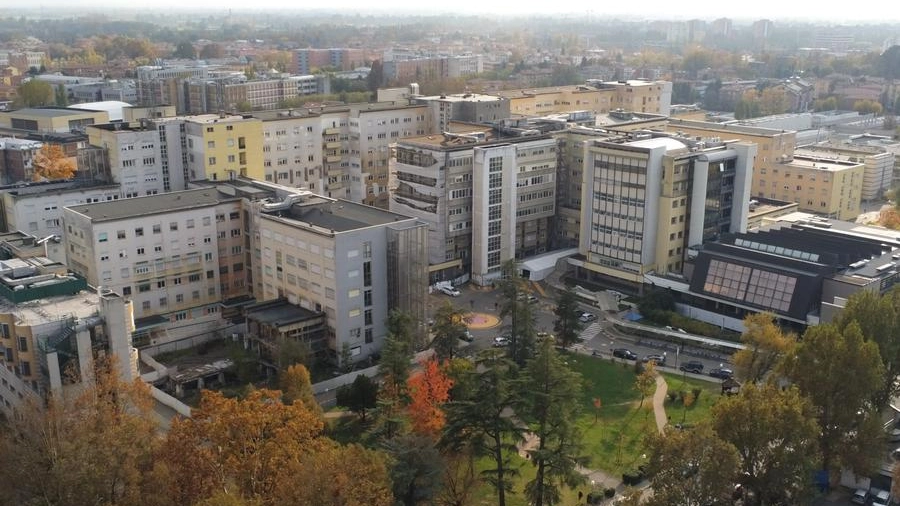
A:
11,1,900,23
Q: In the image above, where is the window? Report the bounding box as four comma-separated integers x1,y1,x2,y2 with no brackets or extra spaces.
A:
17,336,27,352
98,232,108,242
188,274,201,282
364,290,372,306
365,328,373,344
138,283,151,293
135,227,144,237
153,224,161,234
137,247,145,255
206,270,215,279
169,222,178,231
176,294,184,303
122,287,131,296
186,219,195,229
159,297,167,307
364,309,373,326
117,230,126,239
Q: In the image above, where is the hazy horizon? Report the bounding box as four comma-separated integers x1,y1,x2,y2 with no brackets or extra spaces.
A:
7,0,900,24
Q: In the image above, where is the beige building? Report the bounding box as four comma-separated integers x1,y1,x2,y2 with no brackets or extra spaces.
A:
63,188,249,347
795,143,893,201
496,80,672,117
254,191,428,363
755,155,863,221
0,107,109,134
577,134,756,289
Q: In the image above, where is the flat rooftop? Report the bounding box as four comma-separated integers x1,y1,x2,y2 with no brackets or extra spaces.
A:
419,93,505,102
781,155,860,172
2,179,120,197
667,118,796,137
0,289,100,327
2,107,101,118
265,198,416,232
244,299,322,326
67,188,234,222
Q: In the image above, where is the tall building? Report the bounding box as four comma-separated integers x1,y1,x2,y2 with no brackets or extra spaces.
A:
390,125,557,285
415,93,510,133
87,122,186,196
0,137,42,184
795,143,893,202
136,65,210,111
178,114,264,182
0,231,136,415
183,75,329,114
292,48,366,75
63,188,248,347
577,134,756,290
253,190,428,363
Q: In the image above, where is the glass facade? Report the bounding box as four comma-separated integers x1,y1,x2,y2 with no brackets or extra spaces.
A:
703,259,796,312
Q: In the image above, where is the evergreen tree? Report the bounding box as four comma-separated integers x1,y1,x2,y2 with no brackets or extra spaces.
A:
552,286,583,349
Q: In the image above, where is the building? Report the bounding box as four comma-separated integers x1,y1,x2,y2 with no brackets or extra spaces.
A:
746,197,799,230
136,65,211,111
62,188,248,347
645,213,900,332
292,48,366,75
496,80,672,117
795,143,894,202
415,93,510,133
755,154,863,221
0,107,109,134
0,137,42,184
0,50,45,72
254,190,428,363
575,134,756,290
0,180,122,256
183,74,329,114
390,124,558,285
0,233,136,414
242,298,327,368
87,122,187,196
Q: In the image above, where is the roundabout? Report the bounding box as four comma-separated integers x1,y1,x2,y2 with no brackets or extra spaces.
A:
464,312,501,330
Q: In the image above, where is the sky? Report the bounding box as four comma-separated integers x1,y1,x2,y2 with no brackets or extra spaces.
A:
18,0,900,23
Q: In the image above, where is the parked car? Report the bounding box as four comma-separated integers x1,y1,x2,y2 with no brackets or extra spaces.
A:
851,488,870,505
679,361,704,374
871,488,891,506
579,312,596,323
708,368,734,380
643,354,666,366
613,348,637,360
462,330,475,342
439,285,460,297
885,419,900,442
492,336,510,347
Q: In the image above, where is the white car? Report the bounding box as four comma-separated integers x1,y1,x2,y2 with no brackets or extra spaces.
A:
871,488,891,506
439,286,461,297
492,336,510,347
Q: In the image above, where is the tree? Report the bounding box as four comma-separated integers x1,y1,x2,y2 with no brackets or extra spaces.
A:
407,358,454,438
280,363,319,413
172,40,196,59
644,423,740,506
431,301,468,361
732,312,795,384
711,383,819,506
780,322,885,482
835,287,900,407
635,361,656,410
0,357,159,506
552,286,583,349
442,353,524,506
339,342,355,373
32,144,77,181
519,340,587,506
15,79,54,107
385,433,445,506
336,373,379,422
637,288,675,323
498,259,537,366
54,83,68,106
367,59,384,92
199,43,225,59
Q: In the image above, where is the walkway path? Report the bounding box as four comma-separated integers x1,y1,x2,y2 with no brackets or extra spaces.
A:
651,374,669,434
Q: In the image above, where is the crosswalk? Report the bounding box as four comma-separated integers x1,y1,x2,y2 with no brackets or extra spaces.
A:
571,321,603,353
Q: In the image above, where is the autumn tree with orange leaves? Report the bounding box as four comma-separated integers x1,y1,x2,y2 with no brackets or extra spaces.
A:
32,144,77,181
151,389,393,506
407,357,454,438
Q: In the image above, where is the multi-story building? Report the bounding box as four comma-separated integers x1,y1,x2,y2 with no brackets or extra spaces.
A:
0,233,136,414
349,102,431,207
63,188,248,347
0,180,122,256
754,154,863,221
253,190,428,363
390,125,557,285
183,75,329,114
292,48,366,75
0,107,109,134
180,114,264,182
136,65,211,111
496,80,673,117
87,122,186,197
415,93,510,133
0,50,45,72
255,108,331,192
0,137,42,184
795,143,893,202
576,134,756,290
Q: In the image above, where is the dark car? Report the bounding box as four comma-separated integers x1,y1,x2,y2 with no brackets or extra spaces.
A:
708,368,734,379
612,348,637,360
679,361,704,374
643,354,666,366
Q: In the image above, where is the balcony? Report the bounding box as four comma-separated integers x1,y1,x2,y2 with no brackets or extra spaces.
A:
325,154,342,163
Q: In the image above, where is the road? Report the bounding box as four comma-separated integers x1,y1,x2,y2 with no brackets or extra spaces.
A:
432,282,733,383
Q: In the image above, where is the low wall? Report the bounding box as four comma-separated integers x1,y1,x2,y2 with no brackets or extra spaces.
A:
150,385,191,418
